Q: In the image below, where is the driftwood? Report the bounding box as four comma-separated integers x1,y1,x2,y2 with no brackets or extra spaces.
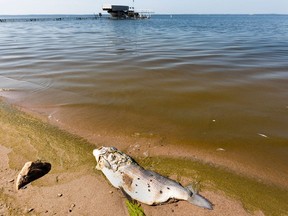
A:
16,160,51,190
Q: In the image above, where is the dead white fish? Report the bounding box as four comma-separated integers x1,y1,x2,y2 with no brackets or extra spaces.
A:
16,160,51,190
93,146,213,209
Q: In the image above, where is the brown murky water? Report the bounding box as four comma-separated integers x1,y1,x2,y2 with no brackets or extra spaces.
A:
1,15,288,187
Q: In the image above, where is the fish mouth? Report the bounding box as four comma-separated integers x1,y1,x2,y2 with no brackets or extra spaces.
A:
93,146,121,168
93,146,108,162
93,149,101,162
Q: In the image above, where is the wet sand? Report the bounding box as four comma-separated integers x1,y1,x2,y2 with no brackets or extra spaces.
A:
0,99,286,216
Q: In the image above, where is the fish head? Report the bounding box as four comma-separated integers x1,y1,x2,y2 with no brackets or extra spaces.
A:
93,146,132,172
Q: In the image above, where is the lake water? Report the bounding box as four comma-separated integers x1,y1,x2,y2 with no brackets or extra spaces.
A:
0,15,288,186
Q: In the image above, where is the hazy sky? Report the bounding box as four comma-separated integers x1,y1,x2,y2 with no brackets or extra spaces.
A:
0,0,287,15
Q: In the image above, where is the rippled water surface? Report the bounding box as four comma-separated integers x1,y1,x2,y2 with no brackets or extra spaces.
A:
1,15,288,182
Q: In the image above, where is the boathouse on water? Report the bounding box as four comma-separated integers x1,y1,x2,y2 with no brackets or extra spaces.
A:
102,4,152,19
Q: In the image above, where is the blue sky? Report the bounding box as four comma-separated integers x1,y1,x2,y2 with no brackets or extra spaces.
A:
0,0,287,15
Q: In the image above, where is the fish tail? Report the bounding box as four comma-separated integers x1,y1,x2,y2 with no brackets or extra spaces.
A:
187,193,213,210
186,185,213,210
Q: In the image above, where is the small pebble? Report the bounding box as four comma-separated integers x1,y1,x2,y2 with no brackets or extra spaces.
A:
69,203,76,212
109,191,113,194
216,148,225,151
133,133,140,137
27,208,34,213
8,179,14,183
143,151,149,157
57,193,63,197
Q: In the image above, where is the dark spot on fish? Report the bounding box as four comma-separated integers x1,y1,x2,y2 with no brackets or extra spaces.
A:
150,179,152,182
122,174,133,189
147,184,150,188
136,192,138,193
167,187,170,190
150,174,153,177
135,184,138,187
148,189,151,192
160,190,163,194
137,178,140,180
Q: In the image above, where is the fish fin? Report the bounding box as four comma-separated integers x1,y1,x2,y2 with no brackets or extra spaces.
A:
186,184,196,194
187,193,213,210
119,187,135,203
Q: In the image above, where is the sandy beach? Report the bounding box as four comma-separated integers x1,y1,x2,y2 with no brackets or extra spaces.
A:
0,143,259,216
1,99,287,216
0,144,256,216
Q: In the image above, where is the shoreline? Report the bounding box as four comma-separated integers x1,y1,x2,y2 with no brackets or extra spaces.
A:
9,96,288,190
0,98,287,215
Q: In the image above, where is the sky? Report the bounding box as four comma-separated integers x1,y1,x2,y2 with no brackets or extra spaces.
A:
0,0,287,15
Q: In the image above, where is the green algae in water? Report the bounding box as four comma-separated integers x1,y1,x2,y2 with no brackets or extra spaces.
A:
125,200,146,216
0,101,96,174
138,156,288,216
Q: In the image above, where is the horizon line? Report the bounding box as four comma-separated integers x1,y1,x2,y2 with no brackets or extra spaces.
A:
1,13,288,16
